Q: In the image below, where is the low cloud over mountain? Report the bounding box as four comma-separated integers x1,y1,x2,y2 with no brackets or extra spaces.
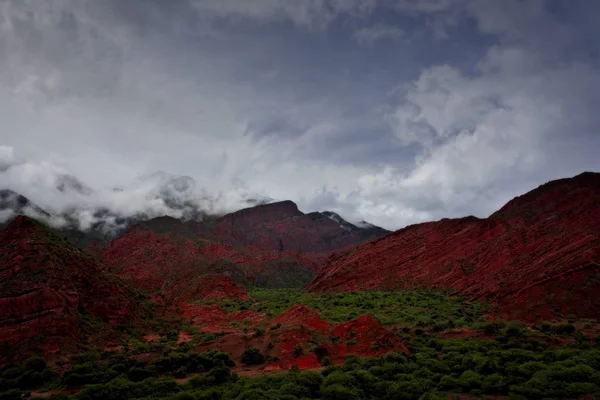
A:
0,146,276,233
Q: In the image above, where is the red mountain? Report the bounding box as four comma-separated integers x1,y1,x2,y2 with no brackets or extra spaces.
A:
97,201,389,296
201,200,389,253
0,216,147,360
309,172,600,321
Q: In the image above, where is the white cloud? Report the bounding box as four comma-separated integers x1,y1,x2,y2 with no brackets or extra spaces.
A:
0,0,599,232
354,24,404,45
190,0,376,29
0,146,15,171
368,1,600,222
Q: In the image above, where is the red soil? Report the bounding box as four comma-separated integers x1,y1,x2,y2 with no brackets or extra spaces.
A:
185,274,250,302
181,303,408,370
178,303,266,332
177,332,192,344
328,315,410,359
269,304,330,332
271,308,408,368
309,172,600,320
0,216,144,360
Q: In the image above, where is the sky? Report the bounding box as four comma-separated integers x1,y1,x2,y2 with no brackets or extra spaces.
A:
1,0,600,230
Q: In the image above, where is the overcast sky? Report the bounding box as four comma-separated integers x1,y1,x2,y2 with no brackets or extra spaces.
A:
1,0,600,230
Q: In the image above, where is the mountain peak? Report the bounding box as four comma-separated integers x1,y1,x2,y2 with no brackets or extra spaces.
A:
55,174,93,195
222,200,302,224
490,171,600,221
0,189,51,218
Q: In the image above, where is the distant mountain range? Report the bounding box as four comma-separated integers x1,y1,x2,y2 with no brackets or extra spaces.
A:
0,171,387,248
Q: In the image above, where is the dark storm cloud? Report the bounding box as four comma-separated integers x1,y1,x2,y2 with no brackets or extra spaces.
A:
0,0,599,230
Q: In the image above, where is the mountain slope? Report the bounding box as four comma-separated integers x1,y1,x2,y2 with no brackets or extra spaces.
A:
99,216,322,296
309,172,600,320
208,200,389,253
0,216,147,360
98,201,389,294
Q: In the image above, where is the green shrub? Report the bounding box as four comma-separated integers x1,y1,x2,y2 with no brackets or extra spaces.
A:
539,321,552,332
320,356,332,366
292,345,304,358
322,384,361,400
0,389,22,400
553,324,576,335
482,373,507,394
252,327,265,338
241,348,265,366
459,370,482,390
23,356,47,372
505,321,527,336
127,367,153,382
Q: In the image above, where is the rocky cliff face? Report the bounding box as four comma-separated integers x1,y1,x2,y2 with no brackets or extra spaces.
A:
0,216,146,360
309,172,600,320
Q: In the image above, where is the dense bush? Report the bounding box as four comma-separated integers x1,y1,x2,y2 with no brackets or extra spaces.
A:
0,356,56,393
6,337,600,399
241,348,265,366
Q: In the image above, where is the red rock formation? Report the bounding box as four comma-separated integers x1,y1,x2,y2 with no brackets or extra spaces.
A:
269,304,330,332
179,302,407,369
186,274,250,302
328,315,410,358
309,172,600,320
0,216,145,360
99,221,320,298
96,201,389,295
268,306,408,368
210,200,389,254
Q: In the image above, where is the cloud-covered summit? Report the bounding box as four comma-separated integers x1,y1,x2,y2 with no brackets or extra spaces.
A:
1,0,599,230
0,146,277,231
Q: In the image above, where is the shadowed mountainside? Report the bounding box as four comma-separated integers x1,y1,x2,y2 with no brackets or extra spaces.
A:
0,216,149,361
96,201,389,295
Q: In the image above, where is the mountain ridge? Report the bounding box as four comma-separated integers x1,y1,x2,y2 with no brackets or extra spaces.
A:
0,215,149,360
308,171,600,321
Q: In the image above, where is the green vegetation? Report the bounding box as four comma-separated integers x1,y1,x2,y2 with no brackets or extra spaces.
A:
3,288,600,399
5,337,600,399
0,356,56,397
240,348,264,366
213,288,491,328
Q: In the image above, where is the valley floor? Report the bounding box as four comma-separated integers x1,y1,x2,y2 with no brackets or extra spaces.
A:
2,289,600,399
